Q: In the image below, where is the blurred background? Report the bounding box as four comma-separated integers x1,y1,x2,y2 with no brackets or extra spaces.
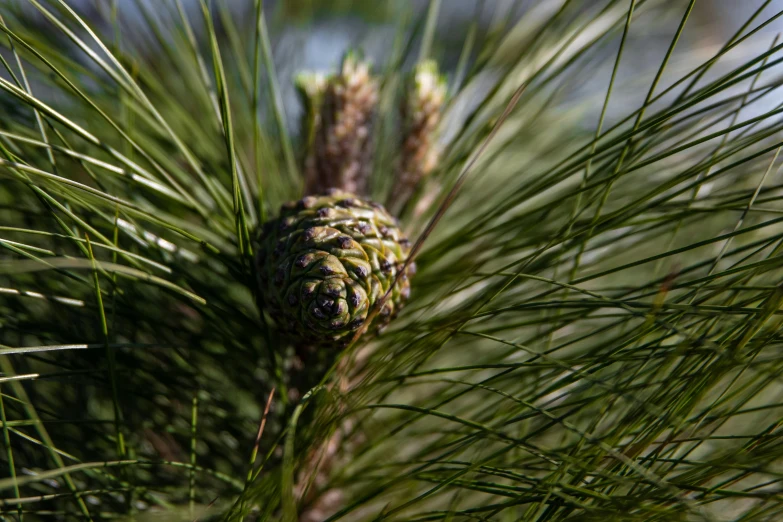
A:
7,0,783,136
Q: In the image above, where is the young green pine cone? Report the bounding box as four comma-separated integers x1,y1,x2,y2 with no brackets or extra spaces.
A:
255,190,414,348
301,54,379,196
390,60,447,213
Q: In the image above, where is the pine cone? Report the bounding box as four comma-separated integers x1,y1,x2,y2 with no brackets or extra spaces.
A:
254,190,414,349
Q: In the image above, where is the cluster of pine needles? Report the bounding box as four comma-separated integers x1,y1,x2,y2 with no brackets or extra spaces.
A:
2,0,783,520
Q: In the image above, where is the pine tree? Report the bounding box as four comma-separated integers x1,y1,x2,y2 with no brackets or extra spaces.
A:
1,1,783,521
